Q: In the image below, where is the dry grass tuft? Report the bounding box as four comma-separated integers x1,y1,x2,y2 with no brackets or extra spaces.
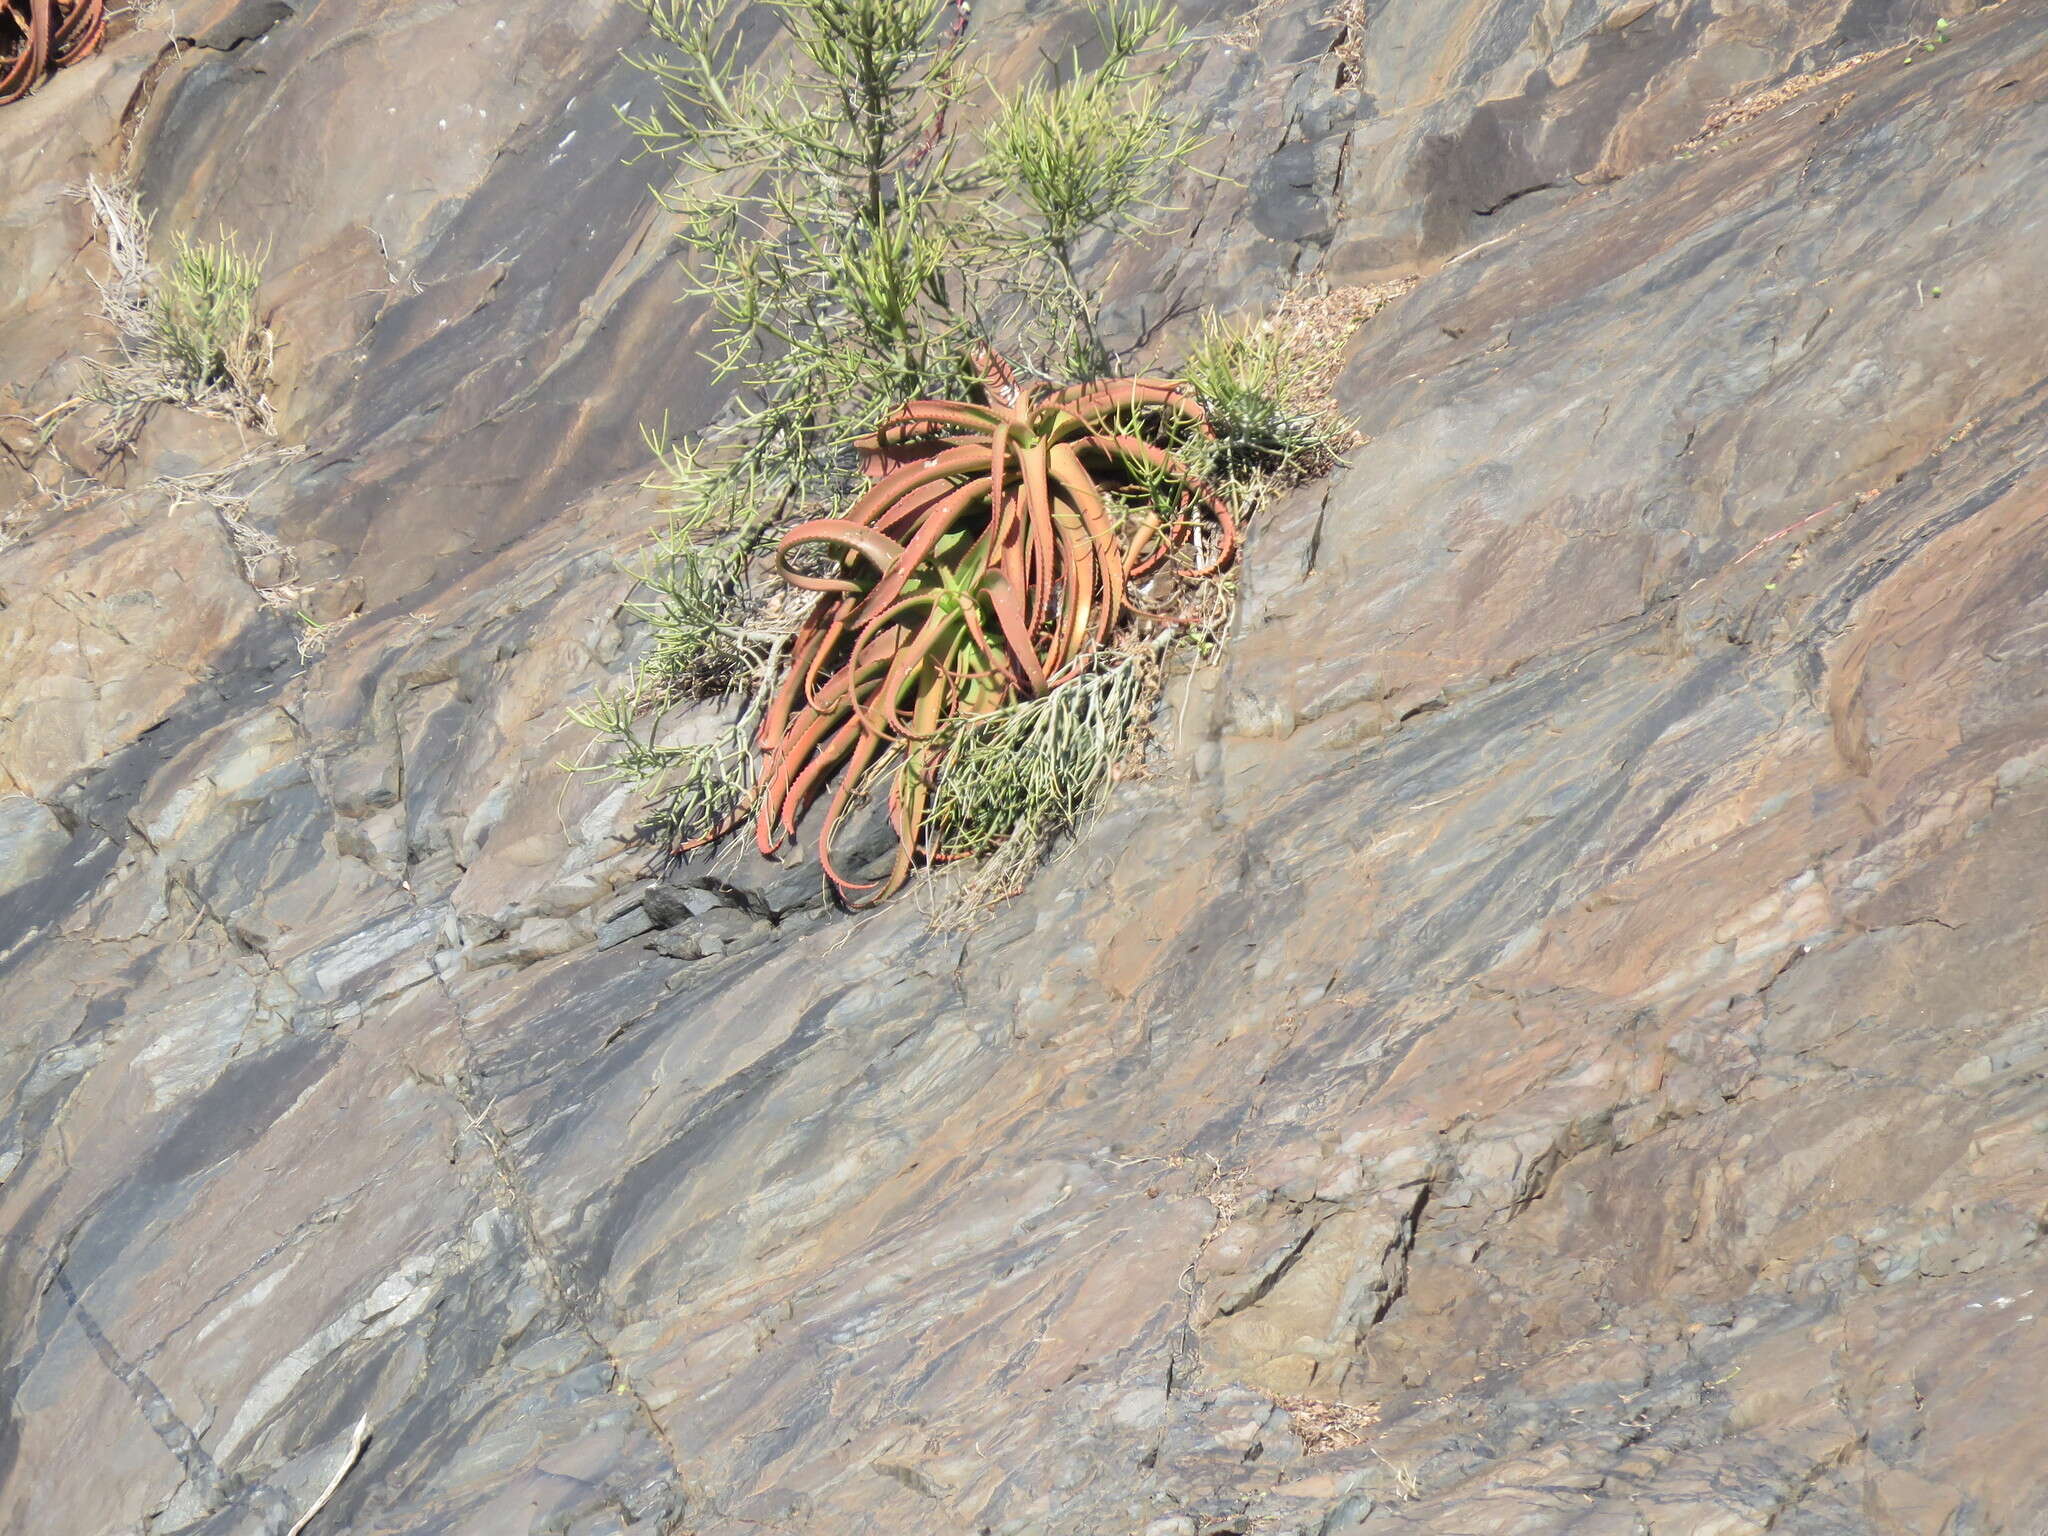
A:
1180,277,1415,488
153,447,304,600
1267,278,1417,418
289,611,355,660
1273,1394,1382,1454
1215,0,1288,52
1222,0,1367,78
0,398,99,541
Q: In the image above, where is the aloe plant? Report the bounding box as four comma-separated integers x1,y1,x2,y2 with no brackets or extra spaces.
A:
679,353,1233,901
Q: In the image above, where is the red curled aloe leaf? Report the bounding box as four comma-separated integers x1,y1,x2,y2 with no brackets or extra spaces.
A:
2,0,104,105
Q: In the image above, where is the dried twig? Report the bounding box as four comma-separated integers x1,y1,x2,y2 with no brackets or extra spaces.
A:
284,1416,370,1536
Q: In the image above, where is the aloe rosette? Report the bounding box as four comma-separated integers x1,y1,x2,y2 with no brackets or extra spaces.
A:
730,355,1236,901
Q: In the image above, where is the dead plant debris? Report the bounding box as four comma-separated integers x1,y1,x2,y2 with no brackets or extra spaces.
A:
1323,0,1367,86
1216,0,1287,51
1273,1394,1381,1454
1267,277,1419,427
1686,53,1878,147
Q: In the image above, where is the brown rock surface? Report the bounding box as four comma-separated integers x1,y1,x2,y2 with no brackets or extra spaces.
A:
4,0,2048,1532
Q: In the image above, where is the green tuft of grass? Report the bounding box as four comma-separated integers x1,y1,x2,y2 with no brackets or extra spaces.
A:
983,0,1198,253
917,647,1159,924
1177,309,1355,483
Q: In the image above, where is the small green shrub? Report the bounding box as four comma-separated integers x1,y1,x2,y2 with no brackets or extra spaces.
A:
982,2,1198,371
618,0,1197,498
984,5,1194,254
83,179,273,444
149,234,267,399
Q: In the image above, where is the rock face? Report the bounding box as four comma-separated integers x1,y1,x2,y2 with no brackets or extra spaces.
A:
4,0,2047,1531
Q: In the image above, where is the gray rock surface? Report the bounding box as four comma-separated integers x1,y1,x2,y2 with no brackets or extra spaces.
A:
4,0,2048,1532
